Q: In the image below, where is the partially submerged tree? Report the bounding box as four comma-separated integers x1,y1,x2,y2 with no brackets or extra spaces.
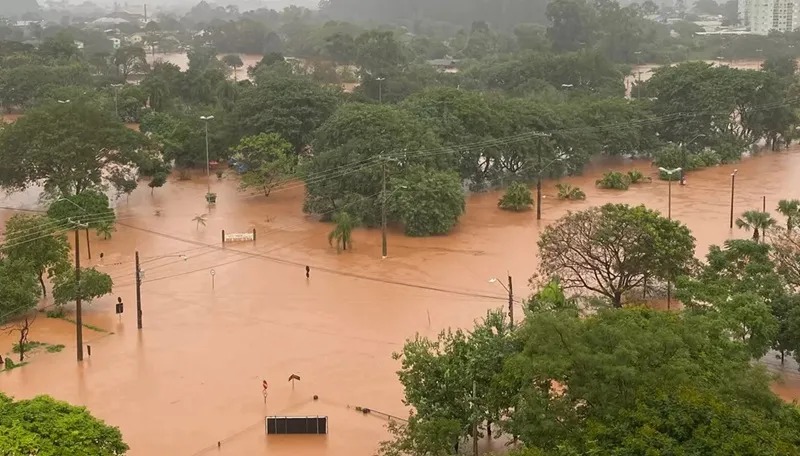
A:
230,133,294,197
47,190,116,261
538,204,695,307
328,211,358,252
52,267,113,308
0,100,146,196
2,214,71,296
498,182,534,212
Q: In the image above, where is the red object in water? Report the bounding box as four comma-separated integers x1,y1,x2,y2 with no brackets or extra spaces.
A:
262,380,268,390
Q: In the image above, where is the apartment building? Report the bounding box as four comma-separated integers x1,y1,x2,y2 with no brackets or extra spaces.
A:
739,0,799,34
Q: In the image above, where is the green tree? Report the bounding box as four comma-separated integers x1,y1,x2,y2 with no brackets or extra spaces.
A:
676,240,786,360
0,100,145,196
2,214,70,296
221,54,244,82
546,0,597,52
52,267,113,307
113,45,148,80
382,309,515,456
232,72,340,153
505,307,800,454
47,190,116,262
230,133,294,197
148,172,168,195
303,103,446,227
0,392,129,455
498,182,534,212
777,199,800,232
389,168,465,237
538,204,696,308
327,211,358,252
0,259,39,324
736,210,777,243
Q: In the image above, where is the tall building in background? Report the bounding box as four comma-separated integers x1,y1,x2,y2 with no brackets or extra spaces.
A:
740,0,799,34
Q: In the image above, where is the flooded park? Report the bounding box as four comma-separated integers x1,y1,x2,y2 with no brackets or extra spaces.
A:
1,108,800,455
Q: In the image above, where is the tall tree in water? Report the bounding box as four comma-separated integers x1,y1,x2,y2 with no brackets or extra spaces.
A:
0,100,145,196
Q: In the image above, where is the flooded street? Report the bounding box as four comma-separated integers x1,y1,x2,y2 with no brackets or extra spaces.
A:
2,115,800,453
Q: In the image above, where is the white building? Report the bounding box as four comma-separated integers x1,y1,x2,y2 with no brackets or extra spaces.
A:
739,0,799,34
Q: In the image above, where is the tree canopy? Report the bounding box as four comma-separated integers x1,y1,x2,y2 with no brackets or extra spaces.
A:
0,393,128,455
538,204,696,307
0,100,145,196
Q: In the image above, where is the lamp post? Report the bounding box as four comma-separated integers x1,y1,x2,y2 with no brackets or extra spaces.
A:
111,83,123,119
658,167,681,220
489,275,514,327
376,77,385,104
536,149,565,221
729,169,738,229
200,115,214,195
658,167,681,311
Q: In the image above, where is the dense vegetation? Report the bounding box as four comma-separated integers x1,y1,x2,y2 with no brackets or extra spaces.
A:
383,203,800,455
0,392,129,455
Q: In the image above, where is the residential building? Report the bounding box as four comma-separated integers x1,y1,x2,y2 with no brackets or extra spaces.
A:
739,0,799,34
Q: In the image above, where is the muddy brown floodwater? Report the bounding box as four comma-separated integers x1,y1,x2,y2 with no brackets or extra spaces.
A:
1,147,800,455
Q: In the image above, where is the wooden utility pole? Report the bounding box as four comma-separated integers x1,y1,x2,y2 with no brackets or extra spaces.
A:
135,251,143,329
507,274,514,327
74,227,84,361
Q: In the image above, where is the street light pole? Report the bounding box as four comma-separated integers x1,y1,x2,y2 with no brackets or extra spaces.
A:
381,157,388,259
658,167,681,311
376,77,385,104
658,167,681,219
200,115,214,194
489,276,514,327
729,169,738,229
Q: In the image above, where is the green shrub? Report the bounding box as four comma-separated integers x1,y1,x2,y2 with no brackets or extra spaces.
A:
498,182,534,211
627,169,652,184
12,341,44,353
596,171,631,190
556,183,586,200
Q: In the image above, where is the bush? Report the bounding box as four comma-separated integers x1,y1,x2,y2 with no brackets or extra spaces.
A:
498,182,534,211
389,168,466,236
596,171,631,190
556,183,586,200
627,169,652,184
653,144,725,180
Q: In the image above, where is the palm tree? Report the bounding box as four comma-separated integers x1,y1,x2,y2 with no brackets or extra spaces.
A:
327,212,358,252
777,199,800,232
96,222,115,240
193,214,208,230
735,210,777,243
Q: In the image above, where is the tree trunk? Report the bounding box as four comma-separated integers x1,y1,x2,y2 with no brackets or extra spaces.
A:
85,228,92,260
782,350,786,365
487,420,492,439
38,271,47,297
613,291,623,308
